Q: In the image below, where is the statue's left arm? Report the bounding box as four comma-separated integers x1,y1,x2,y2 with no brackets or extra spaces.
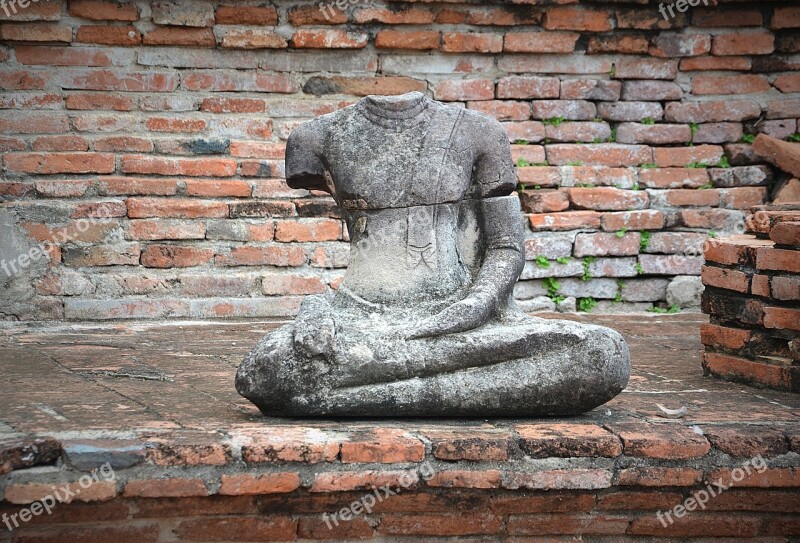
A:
409,115,524,339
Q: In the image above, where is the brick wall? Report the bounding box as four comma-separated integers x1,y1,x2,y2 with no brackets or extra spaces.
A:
0,0,798,321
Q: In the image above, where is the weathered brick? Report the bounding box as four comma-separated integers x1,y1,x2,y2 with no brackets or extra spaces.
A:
290,30,368,49
597,102,663,122
0,22,72,42
772,6,800,29
608,423,710,459
219,473,300,495
504,32,579,53
529,211,601,231
704,352,791,389
515,424,622,458
561,79,621,101
76,25,141,46
375,30,439,50
615,58,678,80
532,100,596,121
713,32,775,56
497,77,558,101
653,145,723,168
219,28,287,49
693,75,772,95
757,247,800,274
547,144,652,167
574,233,641,257
543,7,613,32
176,517,296,541
433,79,494,101
702,265,750,293
215,5,278,25
639,254,704,275
588,34,649,54
617,467,703,487
601,210,665,231
617,123,692,145
121,156,236,177
666,101,761,123
217,245,306,267
651,33,711,57
568,188,649,211
442,32,502,53
639,168,710,189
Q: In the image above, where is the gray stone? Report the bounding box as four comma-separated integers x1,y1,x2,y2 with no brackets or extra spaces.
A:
667,275,705,308
621,278,670,302
151,1,214,27
557,297,577,313
237,92,631,417
708,166,772,188
516,297,556,313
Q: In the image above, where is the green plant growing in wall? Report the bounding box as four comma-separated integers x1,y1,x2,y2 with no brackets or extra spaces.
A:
534,255,551,269
614,280,625,303
741,134,756,144
581,257,596,282
649,304,681,314
517,157,531,168
640,231,651,252
640,163,657,169
578,297,598,313
555,257,570,265
635,262,645,275
567,160,584,167
716,155,731,169
543,116,566,127
788,134,800,142
641,117,656,125
543,277,565,304
615,228,629,238
607,127,617,143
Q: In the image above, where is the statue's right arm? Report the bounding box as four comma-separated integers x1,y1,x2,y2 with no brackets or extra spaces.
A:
285,121,331,193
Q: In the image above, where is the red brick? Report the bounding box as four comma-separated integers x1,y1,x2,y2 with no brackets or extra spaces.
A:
298,517,373,540
94,137,154,152
30,135,88,152
176,517,296,542
615,58,678,80
617,467,703,487
34,179,89,198
378,513,502,536
769,221,800,245
0,22,72,42
143,27,215,46
693,8,762,27
497,76,560,100
311,470,417,492
616,9,686,30
702,265,750,293
515,424,622,458
219,473,300,495
184,180,251,198
588,34,650,54
217,246,306,267
60,70,179,92
693,75,771,95
5,152,114,174
76,25,141,46
182,72,295,93
341,428,425,464
219,28,287,49
354,7,434,24
375,30,438,50
654,145,723,168
518,190,569,214
13,524,159,543
704,426,789,458
504,32,579,53
288,5,347,25
141,245,213,268
0,70,47,90
441,32,502,53
4,481,117,504
127,198,227,219
708,468,800,488
262,274,325,295
681,55,752,72
0,111,68,134
427,470,502,489
543,7,612,32
529,211,601,231
700,323,752,350
275,219,341,242
750,273,771,297
506,513,630,536
763,306,800,332
608,423,711,459
601,210,665,231
290,30,368,49
468,100,530,121
666,100,761,123
757,247,800,274
630,513,761,537
703,352,791,389
426,430,512,462
433,79,494,102
215,5,278,25
617,123,692,145
713,32,775,55
547,144,652,167
575,232,641,258
568,187,649,211
121,156,237,177
491,492,595,514
65,93,133,111
772,6,800,29
69,0,139,21
145,117,206,133
664,188,721,207
128,220,205,241
650,33,711,57
597,490,685,511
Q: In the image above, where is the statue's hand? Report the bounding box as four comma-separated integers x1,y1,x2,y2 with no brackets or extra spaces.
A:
407,295,493,339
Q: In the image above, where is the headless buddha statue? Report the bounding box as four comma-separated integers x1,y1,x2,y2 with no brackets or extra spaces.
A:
236,92,631,417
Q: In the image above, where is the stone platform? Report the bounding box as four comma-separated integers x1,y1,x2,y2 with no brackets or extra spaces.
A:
1,314,799,542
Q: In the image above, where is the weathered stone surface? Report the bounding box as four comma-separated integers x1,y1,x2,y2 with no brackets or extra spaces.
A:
667,275,705,308
237,93,631,417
